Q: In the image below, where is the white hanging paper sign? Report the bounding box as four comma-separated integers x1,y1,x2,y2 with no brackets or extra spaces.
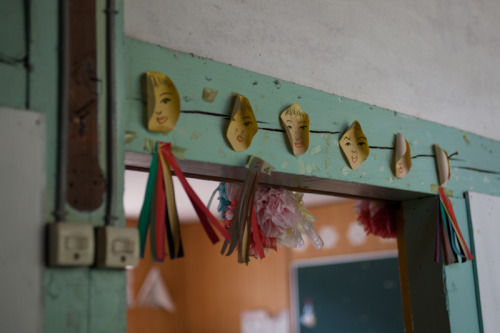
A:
280,104,310,155
136,267,176,312
434,143,451,186
393,133,412,178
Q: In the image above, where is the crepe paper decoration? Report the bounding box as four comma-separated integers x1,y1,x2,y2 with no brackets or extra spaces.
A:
136,267,176,312
158,142,231,243
202,87,218,102
392,133,412,178
339,121,369,169
143,72,181,133
280,104,310,156
226,95,258,152
354,200,397,238
221,157,266,263
434,143,451,186
217,181,322,263
435,187,474,265
294,192,324,250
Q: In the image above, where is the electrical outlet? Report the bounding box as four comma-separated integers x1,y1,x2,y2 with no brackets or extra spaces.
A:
95,226,139,269
47,222,95,266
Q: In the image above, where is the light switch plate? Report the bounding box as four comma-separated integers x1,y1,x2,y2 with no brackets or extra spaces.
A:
47,222,95,266
95,226,139,268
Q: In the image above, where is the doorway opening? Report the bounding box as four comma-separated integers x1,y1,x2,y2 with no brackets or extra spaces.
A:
123,169,402,333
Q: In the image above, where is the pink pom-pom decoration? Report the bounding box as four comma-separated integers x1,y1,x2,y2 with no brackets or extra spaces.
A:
354,200,397,238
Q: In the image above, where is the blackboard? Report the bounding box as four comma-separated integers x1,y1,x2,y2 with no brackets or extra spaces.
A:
295,256,404,333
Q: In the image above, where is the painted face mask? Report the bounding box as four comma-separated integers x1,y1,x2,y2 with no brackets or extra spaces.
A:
339,121,369,169
280,104,310,156
144,72,181,132
393,133,412,178
226,95,258,152
434,143,451,186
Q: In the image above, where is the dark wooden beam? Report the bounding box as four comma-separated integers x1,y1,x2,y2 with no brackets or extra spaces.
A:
66,0,105,210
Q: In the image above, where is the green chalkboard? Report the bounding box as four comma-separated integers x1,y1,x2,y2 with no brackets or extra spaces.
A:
296,257,404,333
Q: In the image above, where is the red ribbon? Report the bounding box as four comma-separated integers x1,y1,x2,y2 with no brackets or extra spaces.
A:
438,187,474,260
154,152,166,261
158,142,231,243
251,206,265,259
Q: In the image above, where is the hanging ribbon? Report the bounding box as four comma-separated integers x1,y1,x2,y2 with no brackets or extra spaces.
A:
138,146,159,258
250,206,266,259
158,149,184,259
435,187,474,265
221,156,266,264
158,142,231,243
154,151,166,261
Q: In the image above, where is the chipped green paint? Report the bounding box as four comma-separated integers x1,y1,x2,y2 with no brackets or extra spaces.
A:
281,160,289,169
298,158,306,174
144,138,155,152
263,131,270,142
464,134,471,146
430,184,454,197
171,145,187,159
191,131,202,140
310,145,322,155
305,164,313,175
125,131,137,143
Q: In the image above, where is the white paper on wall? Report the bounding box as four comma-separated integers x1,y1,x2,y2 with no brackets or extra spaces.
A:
136,267,176,312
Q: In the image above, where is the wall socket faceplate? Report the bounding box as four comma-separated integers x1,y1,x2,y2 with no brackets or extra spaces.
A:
47,222,95,266
95,226,139,269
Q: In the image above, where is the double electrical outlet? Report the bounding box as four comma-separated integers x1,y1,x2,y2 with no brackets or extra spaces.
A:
47,222,139,269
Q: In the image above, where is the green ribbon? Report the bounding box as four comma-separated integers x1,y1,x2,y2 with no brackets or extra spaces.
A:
138,147,158,258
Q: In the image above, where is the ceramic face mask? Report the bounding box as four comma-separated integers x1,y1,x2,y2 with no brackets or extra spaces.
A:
144,72,181,132
226,95,258,152
434,143,451,186
280,104,310,156
339,121,369,169
393,133,412,178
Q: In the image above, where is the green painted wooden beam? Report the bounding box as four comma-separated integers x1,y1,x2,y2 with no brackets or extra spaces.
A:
123,38,500,202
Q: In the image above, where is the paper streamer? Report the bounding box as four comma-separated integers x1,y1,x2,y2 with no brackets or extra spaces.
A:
221,156,267,264
435,187,474,265
138,148,158,258
154,153,166,261
158,142,231,242
158,150,183,259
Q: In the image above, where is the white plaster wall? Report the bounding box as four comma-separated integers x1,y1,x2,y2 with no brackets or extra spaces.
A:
124,0,500,142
